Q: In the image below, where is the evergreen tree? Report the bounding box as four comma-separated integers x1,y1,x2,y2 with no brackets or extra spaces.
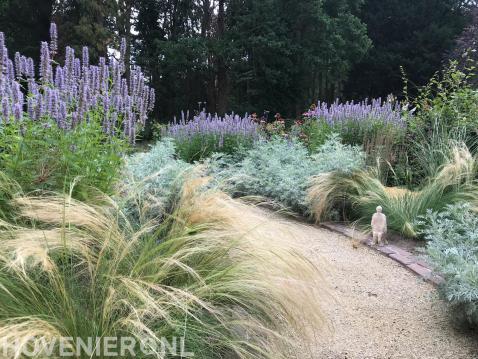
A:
135,0,207,119
53,0,115,62
0,0,54,61
345,0,469,99
448,7,478,73
226,0,370,115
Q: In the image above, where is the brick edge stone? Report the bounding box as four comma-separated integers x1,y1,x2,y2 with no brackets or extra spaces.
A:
320,222,445,287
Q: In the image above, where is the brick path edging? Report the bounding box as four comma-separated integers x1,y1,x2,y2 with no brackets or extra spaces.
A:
320,223,444,286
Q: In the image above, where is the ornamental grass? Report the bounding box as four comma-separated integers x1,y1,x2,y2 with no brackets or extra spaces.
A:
308,145,478,238
0,174,325,358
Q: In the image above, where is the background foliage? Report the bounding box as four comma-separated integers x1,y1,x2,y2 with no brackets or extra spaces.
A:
2,0,474,122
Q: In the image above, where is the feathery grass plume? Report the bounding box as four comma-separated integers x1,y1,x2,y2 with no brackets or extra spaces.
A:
0,171,22,221
171,178,327,340
0,178,325,358
308,145,478,238
410,120,474,183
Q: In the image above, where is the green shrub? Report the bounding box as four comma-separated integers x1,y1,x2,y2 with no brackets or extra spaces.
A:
291,118,333,153
336,121,407,186
213,135,364,214
312,134,366,173
406,62,478,185
418,203,478,326
407,62,478,136
174,133,255,162
294,112,406,184
0,117,127,200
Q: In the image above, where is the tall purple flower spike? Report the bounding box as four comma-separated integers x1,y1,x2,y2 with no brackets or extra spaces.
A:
49,23,58,57
0,23,155,143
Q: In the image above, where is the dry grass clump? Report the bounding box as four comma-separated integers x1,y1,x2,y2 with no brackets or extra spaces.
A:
0,175,324,358
384,187,418,199
307,145,478,238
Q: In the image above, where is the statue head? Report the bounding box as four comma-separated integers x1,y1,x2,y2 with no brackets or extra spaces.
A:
376,206,383,213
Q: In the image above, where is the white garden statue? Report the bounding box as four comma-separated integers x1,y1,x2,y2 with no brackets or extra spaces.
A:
371,206,388,246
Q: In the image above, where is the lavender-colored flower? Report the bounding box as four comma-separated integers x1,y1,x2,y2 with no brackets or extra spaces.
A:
27,97,35,119
28,78,38,96
73,58,81,79
102,94,110,114
50,90,59,119
149,88,155,111
0,32,5,73
58,101,67,128
12,81,21,103
49,23,58,56
101,66,109,94
164,110,260,149
119,38,126,73
1,97,10,122
14,52,21,78
6,59,14,82
121,78,128,98
26,57,34,78
82,46,89,70
112,61,121,96
54,66,64,90
40,42,52,84
112,95,122,113
13,103,22,121
305,97,406,128
0,22,155,141
20,56,27,76
64,46,75,83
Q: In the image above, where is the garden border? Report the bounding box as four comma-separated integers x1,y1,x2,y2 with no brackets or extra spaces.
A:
320,223,444,286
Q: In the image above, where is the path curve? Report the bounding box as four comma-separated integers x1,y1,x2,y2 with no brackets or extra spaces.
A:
259,210,478,359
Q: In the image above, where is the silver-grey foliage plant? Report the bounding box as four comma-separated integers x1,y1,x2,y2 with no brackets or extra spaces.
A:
210,134,365,214
419,203,478,326
120,139,191,225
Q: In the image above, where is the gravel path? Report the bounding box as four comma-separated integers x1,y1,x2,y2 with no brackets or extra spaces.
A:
261,212,478,358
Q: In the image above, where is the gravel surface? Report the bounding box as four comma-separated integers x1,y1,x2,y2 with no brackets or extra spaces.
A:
261,212,478,359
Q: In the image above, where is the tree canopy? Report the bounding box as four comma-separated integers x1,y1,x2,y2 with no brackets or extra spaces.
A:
0,0,474,120
345,0,469,99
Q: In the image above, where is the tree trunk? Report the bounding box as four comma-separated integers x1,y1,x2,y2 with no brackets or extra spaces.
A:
215,0,228,115
117,0,133,78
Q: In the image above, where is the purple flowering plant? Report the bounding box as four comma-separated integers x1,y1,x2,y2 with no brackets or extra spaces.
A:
163,110,260,162
304,97,405,127
0,24,155,198
301,97,406,146
0,24,155,141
